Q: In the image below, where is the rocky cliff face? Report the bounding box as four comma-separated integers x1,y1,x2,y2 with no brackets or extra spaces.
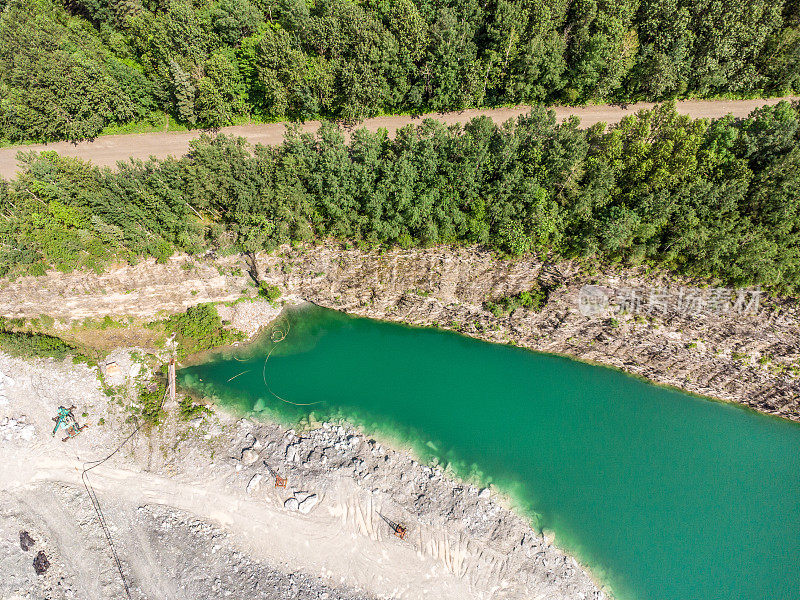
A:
257,244,800,422
1,243,798,421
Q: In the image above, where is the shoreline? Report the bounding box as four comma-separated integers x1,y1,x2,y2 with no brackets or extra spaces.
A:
0,244,797,423
224,397,617,598
205,300,797,431
0,349,606,599
2,245,798,598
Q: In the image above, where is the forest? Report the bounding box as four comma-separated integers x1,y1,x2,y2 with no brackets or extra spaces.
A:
1,101,798,295
0,0,798,142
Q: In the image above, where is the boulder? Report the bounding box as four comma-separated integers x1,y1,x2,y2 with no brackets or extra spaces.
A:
285,443,300,462
246,474,262,494
294,491,312,503
297,494,318,514
103,362,124,386
241,449,259,465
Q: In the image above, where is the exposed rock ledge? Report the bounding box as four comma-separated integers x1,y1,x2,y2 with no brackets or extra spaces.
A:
0,243,798,421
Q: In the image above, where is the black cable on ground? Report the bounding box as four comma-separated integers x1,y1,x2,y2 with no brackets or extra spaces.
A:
80,387,168,600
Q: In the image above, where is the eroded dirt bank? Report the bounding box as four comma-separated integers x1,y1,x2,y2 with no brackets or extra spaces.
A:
1,244,798,421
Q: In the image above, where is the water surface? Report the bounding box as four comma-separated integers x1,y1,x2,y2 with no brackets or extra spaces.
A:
180,305,800,600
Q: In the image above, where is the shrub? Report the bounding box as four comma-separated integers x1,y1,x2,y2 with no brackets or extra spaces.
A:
484,283,550,317
133,382,167,426
179,396,212,421
258,282,281,302
162,303,245,357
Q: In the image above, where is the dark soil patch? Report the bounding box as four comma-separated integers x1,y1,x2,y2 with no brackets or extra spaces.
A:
33,550,50,575
19,530,35,551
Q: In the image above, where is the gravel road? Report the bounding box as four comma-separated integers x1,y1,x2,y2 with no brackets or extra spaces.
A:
0,97,796,179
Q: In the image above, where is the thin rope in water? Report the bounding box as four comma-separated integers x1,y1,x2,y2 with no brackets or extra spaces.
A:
226,370,250,382
262,319,323,407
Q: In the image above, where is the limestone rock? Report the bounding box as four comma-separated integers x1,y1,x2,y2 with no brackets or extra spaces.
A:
297,494,318,514
241,449,259,465
246,474,262,494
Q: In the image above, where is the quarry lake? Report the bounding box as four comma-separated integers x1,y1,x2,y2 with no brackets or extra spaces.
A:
179,305,800,600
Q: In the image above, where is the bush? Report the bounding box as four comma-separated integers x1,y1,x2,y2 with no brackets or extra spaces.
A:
162,303,245,358
258,282,281,302
484,284,550,317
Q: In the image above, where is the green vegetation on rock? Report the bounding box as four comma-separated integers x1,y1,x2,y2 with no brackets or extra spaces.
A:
484,284,550,317
0,0,798,142
258,282,281,302
160,303,245,358
0,327,76,358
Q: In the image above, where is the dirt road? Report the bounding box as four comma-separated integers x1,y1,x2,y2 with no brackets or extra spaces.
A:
1,97,796,179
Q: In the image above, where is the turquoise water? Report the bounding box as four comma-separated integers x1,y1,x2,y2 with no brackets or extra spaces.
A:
179,305,800,600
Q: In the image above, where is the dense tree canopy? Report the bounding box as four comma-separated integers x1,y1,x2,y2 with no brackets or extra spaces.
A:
1,101,798,295
0,0,798,141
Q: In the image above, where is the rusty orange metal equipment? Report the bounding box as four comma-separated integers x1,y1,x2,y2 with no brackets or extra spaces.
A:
377,512,407,539
265,462,287,488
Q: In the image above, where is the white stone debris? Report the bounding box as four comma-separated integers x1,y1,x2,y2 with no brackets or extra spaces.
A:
241,449,259,465
1,415,34,441
246,474,262,494
0,370,7,406
297,494,318,514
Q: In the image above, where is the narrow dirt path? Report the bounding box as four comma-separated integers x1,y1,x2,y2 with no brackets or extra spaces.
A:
0,97,796,179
